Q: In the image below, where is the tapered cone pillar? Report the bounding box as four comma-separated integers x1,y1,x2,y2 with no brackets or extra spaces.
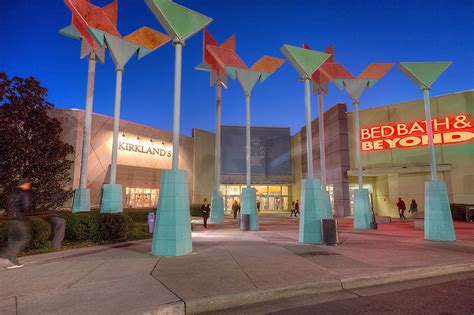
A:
321,189,333,219
72,188,91,213
424,181,456,241
354,188,371,229
152,170,192,256
299,178,325,244
241,188,258,231
210,190,224,223
100,184,123,213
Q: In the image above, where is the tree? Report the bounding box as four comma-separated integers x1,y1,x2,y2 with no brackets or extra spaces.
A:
0,72,74,212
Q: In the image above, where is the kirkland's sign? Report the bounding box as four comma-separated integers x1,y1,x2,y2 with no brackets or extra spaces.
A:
361,114,474,151
119,141,172,157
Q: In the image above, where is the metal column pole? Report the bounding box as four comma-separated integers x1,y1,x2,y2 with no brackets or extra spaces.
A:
318,92,326,188
172,42,183,170
109,67,123,184
215,83,222,190
304,79,314,179
354,101,363,189
79,52,96,189
246,93,251,187
422,88,437,181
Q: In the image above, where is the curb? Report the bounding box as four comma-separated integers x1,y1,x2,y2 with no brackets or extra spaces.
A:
128,301,185,315
186,261,474,314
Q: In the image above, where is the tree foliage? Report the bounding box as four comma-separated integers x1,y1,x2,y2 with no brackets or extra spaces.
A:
0,72,74,212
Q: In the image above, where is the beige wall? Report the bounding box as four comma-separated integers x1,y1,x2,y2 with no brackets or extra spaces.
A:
192,128,215,204
52,109,194,207
347,90,474,216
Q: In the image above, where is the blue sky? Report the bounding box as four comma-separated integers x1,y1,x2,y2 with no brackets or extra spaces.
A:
1,0,473,135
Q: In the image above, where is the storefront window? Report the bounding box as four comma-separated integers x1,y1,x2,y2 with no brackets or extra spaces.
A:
126,187,160,208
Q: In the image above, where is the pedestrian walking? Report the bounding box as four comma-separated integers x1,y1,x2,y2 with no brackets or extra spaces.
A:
200,198,210,228
408,199,418,214
232,200,239,219
397,197,407,220
257,200,261,213
290,201,296,217
0,179,33,270
295,200,300,217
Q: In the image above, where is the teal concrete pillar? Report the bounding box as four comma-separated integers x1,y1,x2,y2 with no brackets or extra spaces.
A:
424,181,456,241
241,187,258,231
72,188,91,212
152,170,192,256
354,188,371,229
211,191,224,223
100,184,123,213
299,178,325,244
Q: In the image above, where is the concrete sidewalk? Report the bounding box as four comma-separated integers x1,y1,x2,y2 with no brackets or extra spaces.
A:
1,216,473,314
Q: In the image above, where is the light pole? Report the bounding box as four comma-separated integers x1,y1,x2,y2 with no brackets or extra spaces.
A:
146,0,212,256
398,62,455,241
281,44,330,244
59,24,105,213
225,57,284,231
336,63,393,229
196,30,242,224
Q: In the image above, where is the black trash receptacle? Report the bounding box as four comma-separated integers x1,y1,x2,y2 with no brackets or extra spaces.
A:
320,219,339,246
240,214,250,231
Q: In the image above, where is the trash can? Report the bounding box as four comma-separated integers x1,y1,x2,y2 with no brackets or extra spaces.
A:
147,212,155,234
240,214,250,231
320,219,339,246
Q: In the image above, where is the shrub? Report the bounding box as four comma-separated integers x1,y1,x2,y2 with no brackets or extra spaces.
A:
65,214,101,241
28,217,52,249
98,214,133,242
190,203,202,217
124,208,153,223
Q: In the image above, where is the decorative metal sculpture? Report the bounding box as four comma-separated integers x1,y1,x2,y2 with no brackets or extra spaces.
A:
65,0,171,214
304,43,353,219
195,30,246,224
333,63,393,229
60,3,107,213
225,55,284,231
281,44,330,244
146,0,212,256
398,62,456,241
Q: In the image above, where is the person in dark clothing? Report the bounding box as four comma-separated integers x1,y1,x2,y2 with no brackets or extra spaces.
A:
1,179,33,270
232,200,239,219
257,200,261,213
408,199,418,214
200,198,210,228
295,200,300,217
397,197,407,220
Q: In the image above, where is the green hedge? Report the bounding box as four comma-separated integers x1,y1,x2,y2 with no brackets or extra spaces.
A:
65,213,133,242
123,208,153,223
190,203,202,217
0,217,52,250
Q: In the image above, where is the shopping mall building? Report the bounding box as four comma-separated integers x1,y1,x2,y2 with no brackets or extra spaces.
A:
51,89,473,217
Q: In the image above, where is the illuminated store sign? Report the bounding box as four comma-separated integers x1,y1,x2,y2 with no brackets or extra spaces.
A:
361,114,474,151
119,141,172,157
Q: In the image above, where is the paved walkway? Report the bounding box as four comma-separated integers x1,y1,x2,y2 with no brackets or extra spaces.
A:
1,215,473,314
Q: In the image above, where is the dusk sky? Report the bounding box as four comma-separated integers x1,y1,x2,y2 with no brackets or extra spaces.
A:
1,0,473,136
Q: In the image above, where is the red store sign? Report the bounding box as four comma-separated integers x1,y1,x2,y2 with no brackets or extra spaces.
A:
360,114,474,151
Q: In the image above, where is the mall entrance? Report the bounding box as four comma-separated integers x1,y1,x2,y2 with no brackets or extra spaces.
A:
221,184,290,212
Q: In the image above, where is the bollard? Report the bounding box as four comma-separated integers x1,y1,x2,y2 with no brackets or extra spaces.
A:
147,212,155,234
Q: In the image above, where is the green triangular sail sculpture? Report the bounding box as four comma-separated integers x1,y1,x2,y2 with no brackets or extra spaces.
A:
398,61,456,242
281,45,331,78
145,0,212,42
398,62,451,89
